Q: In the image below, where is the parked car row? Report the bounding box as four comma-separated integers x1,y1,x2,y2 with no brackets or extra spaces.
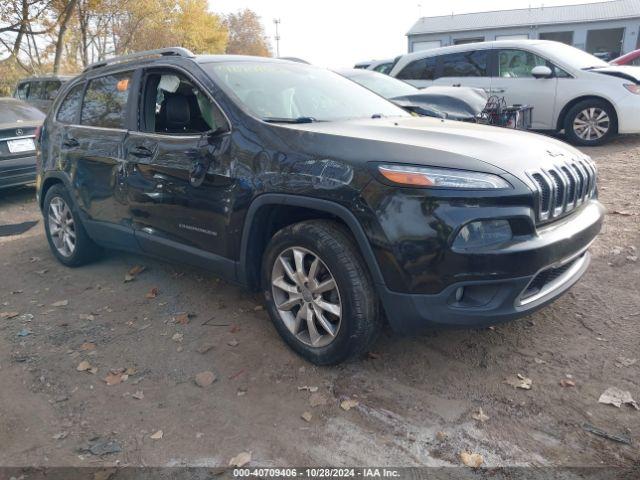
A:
356,40,640,146
29,47,604,364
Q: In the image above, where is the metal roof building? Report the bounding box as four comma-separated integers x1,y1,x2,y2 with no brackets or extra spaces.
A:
407,0,640,60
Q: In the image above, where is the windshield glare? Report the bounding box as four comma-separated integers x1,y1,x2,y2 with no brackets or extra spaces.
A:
539,42,609,69
204,62,410,122
346,72,418,99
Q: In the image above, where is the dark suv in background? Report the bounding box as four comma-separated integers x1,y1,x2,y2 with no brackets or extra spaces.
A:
14,75,73,113
37,48,604,365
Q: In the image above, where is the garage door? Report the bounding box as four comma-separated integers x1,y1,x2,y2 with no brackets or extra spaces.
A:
412,41,442,52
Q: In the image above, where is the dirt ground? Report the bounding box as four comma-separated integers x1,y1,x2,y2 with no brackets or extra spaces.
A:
0,135,639,469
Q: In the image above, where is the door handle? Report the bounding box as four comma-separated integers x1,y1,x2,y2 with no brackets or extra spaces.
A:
490,88,506,94
131,146,153,158
62,137,79,148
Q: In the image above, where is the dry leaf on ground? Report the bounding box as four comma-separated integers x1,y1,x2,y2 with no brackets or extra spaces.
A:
145,287,159,299
301,411,313,422
598,387,639,409
80,342,96,351
560,379,576,387
505,374,532,390
132,390,144,400
1,311,19,319
77,360,97,374
124,265,146,282
229,451,251,467
460,452,484,468
150,430,163,439
471,408,489,422
52,300,68,307
227,339,239,347
340,399,359,411
195,371,217,388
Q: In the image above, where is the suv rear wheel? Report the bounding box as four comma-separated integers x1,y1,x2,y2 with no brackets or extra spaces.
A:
564,99,617,146
44,184,101,267
262,220,380,365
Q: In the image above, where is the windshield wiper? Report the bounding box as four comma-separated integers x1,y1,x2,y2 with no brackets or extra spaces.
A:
263,116,317,124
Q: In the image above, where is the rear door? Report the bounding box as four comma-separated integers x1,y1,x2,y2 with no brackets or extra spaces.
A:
491,48,559,129
123,66,234,270
432,49,493,93
69,70,136,228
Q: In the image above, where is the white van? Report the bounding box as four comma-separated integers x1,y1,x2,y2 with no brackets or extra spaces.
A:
390,40,640,145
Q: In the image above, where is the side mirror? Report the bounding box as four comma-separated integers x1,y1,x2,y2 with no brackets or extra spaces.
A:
531,65,553,79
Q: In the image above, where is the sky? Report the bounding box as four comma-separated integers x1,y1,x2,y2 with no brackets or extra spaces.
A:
210,0,607,68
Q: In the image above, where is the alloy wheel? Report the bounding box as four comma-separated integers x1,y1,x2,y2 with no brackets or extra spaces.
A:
271,246,342,348
573,107,610,141
48,196,76,257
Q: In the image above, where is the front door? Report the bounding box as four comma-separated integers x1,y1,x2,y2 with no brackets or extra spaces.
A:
124,67,235,273
491,49,559,130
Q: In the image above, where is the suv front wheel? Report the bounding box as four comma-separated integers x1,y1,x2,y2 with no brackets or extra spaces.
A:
564,99,617,146
262,220,380,365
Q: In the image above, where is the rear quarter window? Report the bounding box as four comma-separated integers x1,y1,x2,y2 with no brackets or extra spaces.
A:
56,83,85,124
29,81,44,99
81,72,132,129
396,56,437,81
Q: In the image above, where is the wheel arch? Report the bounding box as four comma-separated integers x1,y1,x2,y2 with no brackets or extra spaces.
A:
556,95,619,133
39,173,70,210
238,194,386,292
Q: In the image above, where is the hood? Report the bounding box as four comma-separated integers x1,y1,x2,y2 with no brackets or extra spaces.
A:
589,65,640,83
276,116,587,186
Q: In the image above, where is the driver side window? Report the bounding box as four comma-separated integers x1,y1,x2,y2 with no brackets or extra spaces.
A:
140,69,227,135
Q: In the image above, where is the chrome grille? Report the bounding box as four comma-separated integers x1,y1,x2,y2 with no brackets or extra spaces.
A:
529,158,596,223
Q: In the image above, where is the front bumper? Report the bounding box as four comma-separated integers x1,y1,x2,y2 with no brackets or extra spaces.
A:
0,154,36,189
379,200,604,334
616,94,640,134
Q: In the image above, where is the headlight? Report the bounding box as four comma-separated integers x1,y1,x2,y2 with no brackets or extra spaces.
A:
378,165,511,189
453,220,513,250
624,84,640,95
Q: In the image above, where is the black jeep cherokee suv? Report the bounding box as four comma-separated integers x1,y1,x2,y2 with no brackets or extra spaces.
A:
36,48,604,365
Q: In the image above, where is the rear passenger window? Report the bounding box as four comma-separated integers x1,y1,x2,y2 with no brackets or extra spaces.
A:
81,72,132,129
57,83,84,124
44,81,62,100
396,56,437,81
440,50,489,77
29,81,44,99
16,82,30,100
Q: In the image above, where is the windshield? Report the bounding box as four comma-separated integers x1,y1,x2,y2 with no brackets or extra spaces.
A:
204,62,410,122
345,72,418,99
539,42,608,70
0,100,45,123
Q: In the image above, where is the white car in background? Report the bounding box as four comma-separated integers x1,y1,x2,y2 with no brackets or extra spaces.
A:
390,40,640,146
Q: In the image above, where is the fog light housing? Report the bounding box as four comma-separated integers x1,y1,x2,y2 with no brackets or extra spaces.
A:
453,220,512,250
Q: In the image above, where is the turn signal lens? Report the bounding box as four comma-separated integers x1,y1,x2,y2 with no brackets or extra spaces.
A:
378,165,511,189
379,168,434,186
624,84,640,95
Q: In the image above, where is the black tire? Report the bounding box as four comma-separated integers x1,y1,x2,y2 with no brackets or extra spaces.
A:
43,184,101,267
262,220,380,365
563,99,617,146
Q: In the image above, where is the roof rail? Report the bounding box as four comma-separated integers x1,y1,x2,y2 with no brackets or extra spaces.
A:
83,47,196,73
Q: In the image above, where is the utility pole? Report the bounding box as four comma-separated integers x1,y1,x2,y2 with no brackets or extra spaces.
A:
273,18,281,57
